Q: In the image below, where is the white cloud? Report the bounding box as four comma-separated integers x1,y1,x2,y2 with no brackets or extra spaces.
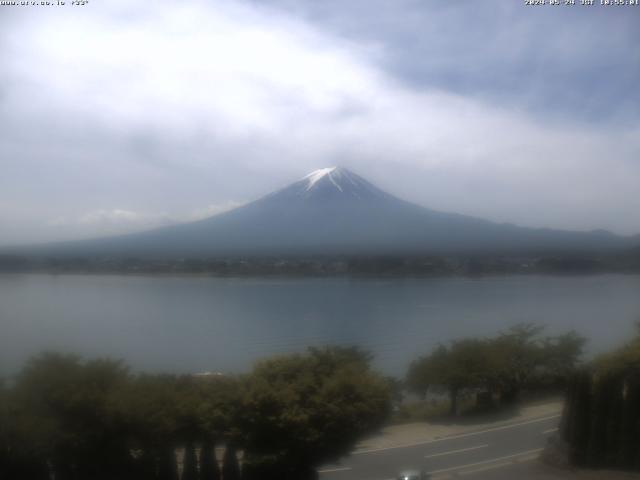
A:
5,0,380,138
77,209,150,226
43,209,174,238
39,203,245,240
189,201,246,221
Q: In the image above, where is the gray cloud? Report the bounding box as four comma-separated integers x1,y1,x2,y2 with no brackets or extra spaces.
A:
0,0,639,246
253,0,640,123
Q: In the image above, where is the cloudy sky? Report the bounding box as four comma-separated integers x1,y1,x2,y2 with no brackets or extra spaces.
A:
1,0,639,245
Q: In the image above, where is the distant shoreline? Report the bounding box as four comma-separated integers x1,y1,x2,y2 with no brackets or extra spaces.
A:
2,267,640,279
2,250,640,278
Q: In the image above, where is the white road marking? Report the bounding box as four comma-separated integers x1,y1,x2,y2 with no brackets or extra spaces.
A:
425,448,544,475
460,452,540,475
318,466,352,474
516,453,541,463
459,460,513,476
542,427,558,434
424,444,489,459
353,414,560,455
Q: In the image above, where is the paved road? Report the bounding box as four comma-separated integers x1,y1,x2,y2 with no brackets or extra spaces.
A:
318,414,561,480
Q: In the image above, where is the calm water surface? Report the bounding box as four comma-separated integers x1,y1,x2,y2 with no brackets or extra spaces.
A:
1,274,639,376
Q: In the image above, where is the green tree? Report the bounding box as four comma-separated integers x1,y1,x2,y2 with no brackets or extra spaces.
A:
113,371,243,480
406,353,438,400
407,340,494,415
488,324,546,403
10,353,132,480
182,442,198,480
238,346,391,480
221,444,240,480
195,375,242,480
199,440,221,480
488,324,585,403
539,331,586,386
562,328,640,470
195,375,242,444
0,378,8,477
407,325,585,414
111,374,184,480
594,325,640,377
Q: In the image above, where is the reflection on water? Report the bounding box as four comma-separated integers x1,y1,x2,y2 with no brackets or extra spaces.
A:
1,274,639,376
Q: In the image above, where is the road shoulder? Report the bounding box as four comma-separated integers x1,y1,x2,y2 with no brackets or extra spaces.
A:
355,400,563,454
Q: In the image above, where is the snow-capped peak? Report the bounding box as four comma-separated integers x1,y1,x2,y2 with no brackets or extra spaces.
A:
303,167,340,191
272,166,389,202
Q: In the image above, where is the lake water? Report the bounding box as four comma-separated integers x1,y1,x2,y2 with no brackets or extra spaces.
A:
1,274,639,377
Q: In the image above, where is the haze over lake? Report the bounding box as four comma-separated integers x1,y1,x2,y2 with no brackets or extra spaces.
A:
1,273,639,377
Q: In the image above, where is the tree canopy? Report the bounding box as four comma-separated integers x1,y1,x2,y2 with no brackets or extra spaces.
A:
0,347,391,480
239,346,391,479
406,324,585,413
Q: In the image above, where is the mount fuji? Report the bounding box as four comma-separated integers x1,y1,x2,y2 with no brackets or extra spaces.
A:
21,167,635,257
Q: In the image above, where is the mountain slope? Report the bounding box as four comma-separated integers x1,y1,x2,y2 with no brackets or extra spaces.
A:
18,167,636,257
